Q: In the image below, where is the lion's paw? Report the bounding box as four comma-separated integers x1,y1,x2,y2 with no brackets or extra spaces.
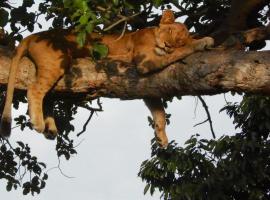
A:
203,37,215,48
31,119,45,133
43,117,58,140
156,133,169,149
194,37,214,51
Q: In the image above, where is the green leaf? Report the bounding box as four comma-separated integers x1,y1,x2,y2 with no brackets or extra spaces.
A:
40,181,46,189
85,22,94,33
23,0,34,7
33,165,41,175
42,173,48,180
38,162,46,168
6,182,12,192
153,0,163,8
79,14,89,25
63,0,72,8
113,0,119,5
144,184,150,195
27,23,34,32
0,8,9,27
92,43,108,60
76,31,86,47
17,141,25,148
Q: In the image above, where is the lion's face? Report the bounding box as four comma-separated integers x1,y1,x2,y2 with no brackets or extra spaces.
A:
156,22,190,49
155,10,191,50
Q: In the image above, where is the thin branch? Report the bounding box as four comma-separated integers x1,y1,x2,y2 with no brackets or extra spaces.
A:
46,157,75,179
114,20,127,41
56,157,75,179
74,138,85,148
197,96,216,139
103,12,141,32
11,124,21,129
193,96,199,119
194,119,208,127
76,98,103,137
3,138,15,151
76,110,94,137
223,93,229,104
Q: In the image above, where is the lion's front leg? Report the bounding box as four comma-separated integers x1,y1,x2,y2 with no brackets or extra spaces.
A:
191,37,214,51
136,37,214,74
143,98,168,148
162,37,214,65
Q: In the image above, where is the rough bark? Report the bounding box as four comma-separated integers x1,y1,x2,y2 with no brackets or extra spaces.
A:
0,45,270,100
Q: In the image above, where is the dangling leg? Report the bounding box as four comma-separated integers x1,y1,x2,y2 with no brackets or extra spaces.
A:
27,63,63,138
143,98,168,148
27,83,47,133
43,96,58,140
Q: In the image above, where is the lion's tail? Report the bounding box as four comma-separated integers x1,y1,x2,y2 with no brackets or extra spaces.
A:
0,37,30,137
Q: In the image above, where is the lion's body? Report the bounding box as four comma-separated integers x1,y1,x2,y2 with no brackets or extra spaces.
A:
0,10,214,147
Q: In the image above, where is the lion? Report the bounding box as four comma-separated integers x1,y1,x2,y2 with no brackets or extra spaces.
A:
0,10,214,148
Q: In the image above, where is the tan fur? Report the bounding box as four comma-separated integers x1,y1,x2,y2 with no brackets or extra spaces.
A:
0,10,214,147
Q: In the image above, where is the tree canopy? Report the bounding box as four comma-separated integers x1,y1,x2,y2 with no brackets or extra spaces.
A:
0,0,270,199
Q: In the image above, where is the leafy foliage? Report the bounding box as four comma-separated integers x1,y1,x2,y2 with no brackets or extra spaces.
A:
0,91,100,194
139,95,270,199
0,138,48,195
0,0,270,197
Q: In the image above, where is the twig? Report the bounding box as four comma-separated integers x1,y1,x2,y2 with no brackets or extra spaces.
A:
194,119,208,127
197,95,216,139
57,157,74,179
12,124,21,129
223,93,229,104
3,138,15,151
97,98,102,110
114,20,127,41
193,96,199,119
77,110,94,137
76,99,103,136
74,138,85,148
46,157,75,179
103,12,141,32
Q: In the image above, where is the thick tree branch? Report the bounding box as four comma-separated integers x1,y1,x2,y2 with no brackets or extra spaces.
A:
0,46,270,100
212,0,270,44
243,25,270,44
218,25,270,49
226,0,268,32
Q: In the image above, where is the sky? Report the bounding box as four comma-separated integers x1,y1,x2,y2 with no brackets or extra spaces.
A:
0,96,242,200
0,1,250,200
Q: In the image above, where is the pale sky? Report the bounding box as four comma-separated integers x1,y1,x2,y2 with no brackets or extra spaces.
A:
0,96,241,200
0,1,247,199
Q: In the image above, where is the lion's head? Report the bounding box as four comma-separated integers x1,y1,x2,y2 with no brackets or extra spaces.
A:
155,10,190,51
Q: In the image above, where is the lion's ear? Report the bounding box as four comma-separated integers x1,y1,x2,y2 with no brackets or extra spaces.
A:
160,10,175,24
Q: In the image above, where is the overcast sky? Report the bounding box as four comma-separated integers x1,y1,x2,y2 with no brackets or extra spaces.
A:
0,95,241,200
0,1,246,199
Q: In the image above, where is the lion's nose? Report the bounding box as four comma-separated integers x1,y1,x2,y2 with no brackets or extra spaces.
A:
164,41,172,47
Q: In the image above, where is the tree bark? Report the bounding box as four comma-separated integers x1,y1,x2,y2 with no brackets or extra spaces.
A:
0,45,270,100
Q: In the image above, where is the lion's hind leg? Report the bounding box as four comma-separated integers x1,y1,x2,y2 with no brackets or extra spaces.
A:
27,63,63,139
43,97,58,140
144,98,168,148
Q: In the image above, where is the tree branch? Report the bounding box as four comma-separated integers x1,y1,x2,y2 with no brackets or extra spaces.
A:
217,25,270,50
197,96,216,139
212,0,270,44
1,46,270,100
